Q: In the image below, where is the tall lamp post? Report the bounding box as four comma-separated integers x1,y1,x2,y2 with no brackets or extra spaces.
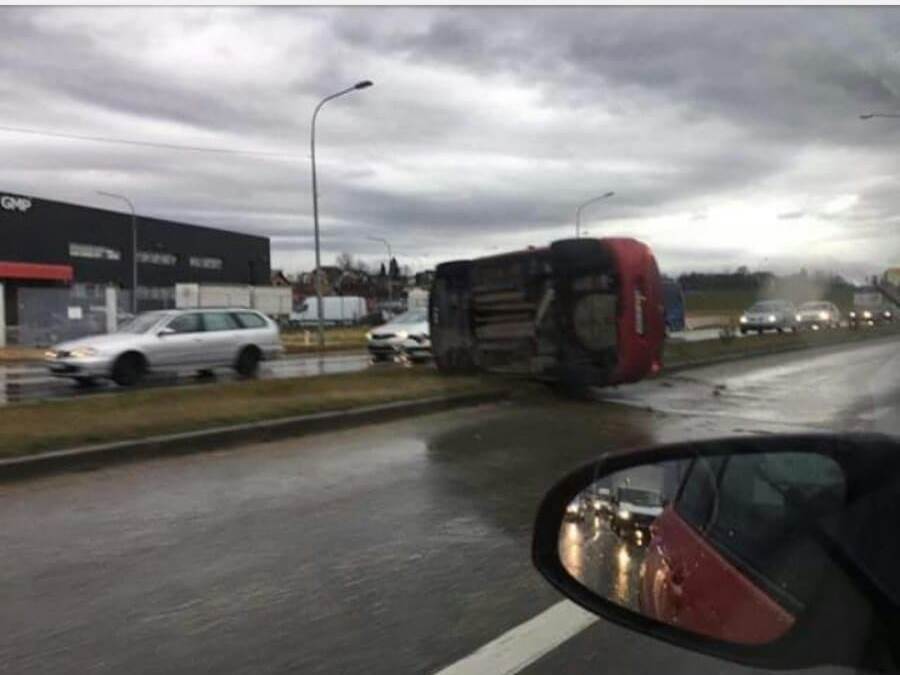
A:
368,236,393,307
310,80,373,350
97,190,138,313
575,191,615,239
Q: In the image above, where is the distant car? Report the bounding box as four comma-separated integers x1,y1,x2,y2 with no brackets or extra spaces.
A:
738,300,797,334
662,278,686,333
848,288,895,328
795,301,841,330
564,493,591,521
589,486,615,519
849,306,894,327
44,309,283,386
609,486,664,544
366,309,431,362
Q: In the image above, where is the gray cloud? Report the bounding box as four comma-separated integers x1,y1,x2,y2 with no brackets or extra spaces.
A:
1,7,899,277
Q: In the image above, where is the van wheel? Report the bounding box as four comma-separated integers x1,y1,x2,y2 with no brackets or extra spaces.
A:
73,376,97,388
112,353,144,386
235,347,261,377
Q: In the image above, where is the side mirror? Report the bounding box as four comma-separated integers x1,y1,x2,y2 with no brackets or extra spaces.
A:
532,434,900,671
157,327,176,337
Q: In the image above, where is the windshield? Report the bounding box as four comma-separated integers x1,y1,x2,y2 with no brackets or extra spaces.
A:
748,301,785,312
617,488,662,507
115,312,167,334
800,302,831,311
391,309,427,324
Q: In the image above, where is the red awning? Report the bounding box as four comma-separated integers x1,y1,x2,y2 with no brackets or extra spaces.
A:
0,261,73,282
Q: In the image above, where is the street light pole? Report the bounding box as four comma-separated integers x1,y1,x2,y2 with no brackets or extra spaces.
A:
575,191,615,238
310,80,373,350
97,190,138,313
368,236,393,307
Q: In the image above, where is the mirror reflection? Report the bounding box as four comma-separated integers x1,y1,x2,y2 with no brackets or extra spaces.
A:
559,452,846,646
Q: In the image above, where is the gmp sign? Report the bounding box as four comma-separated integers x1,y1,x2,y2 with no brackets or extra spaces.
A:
1,195,32,213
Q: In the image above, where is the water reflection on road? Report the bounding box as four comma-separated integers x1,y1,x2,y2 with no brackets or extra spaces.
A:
0,352,418,405
559,513,646,612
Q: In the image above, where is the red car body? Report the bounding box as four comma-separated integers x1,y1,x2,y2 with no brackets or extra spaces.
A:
639,506,796,645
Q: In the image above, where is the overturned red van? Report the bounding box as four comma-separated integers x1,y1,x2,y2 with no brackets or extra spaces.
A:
429,237,665,390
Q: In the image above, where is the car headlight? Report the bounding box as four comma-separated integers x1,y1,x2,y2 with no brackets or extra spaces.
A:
767,314,777,323
819,311,830,321
566,502,580,514
617,509,631,520
849,311,857,318
365,331,373,341
885,311,893,318
795,314,802,322
863,310,872,319
69,347,98,358
396,330,409,340
739,316,748,324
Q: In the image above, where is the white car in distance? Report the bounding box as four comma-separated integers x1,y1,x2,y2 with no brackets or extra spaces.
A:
366,309,432,363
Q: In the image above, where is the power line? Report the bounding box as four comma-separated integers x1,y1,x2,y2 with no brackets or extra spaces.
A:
0,123,303,159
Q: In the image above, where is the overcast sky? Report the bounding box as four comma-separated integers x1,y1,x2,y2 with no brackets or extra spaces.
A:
2,6,900,280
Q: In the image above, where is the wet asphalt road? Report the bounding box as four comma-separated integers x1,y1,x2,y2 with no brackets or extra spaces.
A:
0,351,377,405
2,336,898,675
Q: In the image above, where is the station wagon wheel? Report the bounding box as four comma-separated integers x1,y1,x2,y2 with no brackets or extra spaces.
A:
235,346,261,377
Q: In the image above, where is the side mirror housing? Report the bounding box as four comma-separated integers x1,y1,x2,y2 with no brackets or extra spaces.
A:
157,327,175,337
532,434,900,671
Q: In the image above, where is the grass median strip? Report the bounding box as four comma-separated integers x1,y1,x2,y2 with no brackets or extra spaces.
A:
0,369,502,460
664,324,900,368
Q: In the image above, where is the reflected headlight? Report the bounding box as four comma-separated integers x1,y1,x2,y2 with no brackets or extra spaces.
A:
365,331,373,341
566,502,580,514
617,509,631,520
767,314,777,323
69,347,98,358
849,311,857,318
819,311,830,321
863,310,873,319
592,499,602,509
885,311,893,319
739,316,748,324
795,314,802,322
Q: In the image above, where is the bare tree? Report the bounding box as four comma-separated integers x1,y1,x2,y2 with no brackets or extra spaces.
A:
335,252,355,271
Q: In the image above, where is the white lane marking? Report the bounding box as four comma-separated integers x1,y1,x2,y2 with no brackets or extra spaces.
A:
433,600,598,675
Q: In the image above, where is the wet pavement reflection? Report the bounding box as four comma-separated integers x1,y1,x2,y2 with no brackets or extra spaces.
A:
0,352,422,405
559,514,646,611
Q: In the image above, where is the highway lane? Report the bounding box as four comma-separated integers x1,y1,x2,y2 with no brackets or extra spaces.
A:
1,337,897,674
0,351,380,405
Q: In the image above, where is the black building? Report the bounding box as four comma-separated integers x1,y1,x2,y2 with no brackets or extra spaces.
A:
0,191,271,320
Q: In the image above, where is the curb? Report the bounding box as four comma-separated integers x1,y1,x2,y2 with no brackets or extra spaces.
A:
662,330,900,376
0,389,509,483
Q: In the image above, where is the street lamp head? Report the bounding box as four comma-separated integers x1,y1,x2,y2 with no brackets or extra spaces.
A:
355,80,374,90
